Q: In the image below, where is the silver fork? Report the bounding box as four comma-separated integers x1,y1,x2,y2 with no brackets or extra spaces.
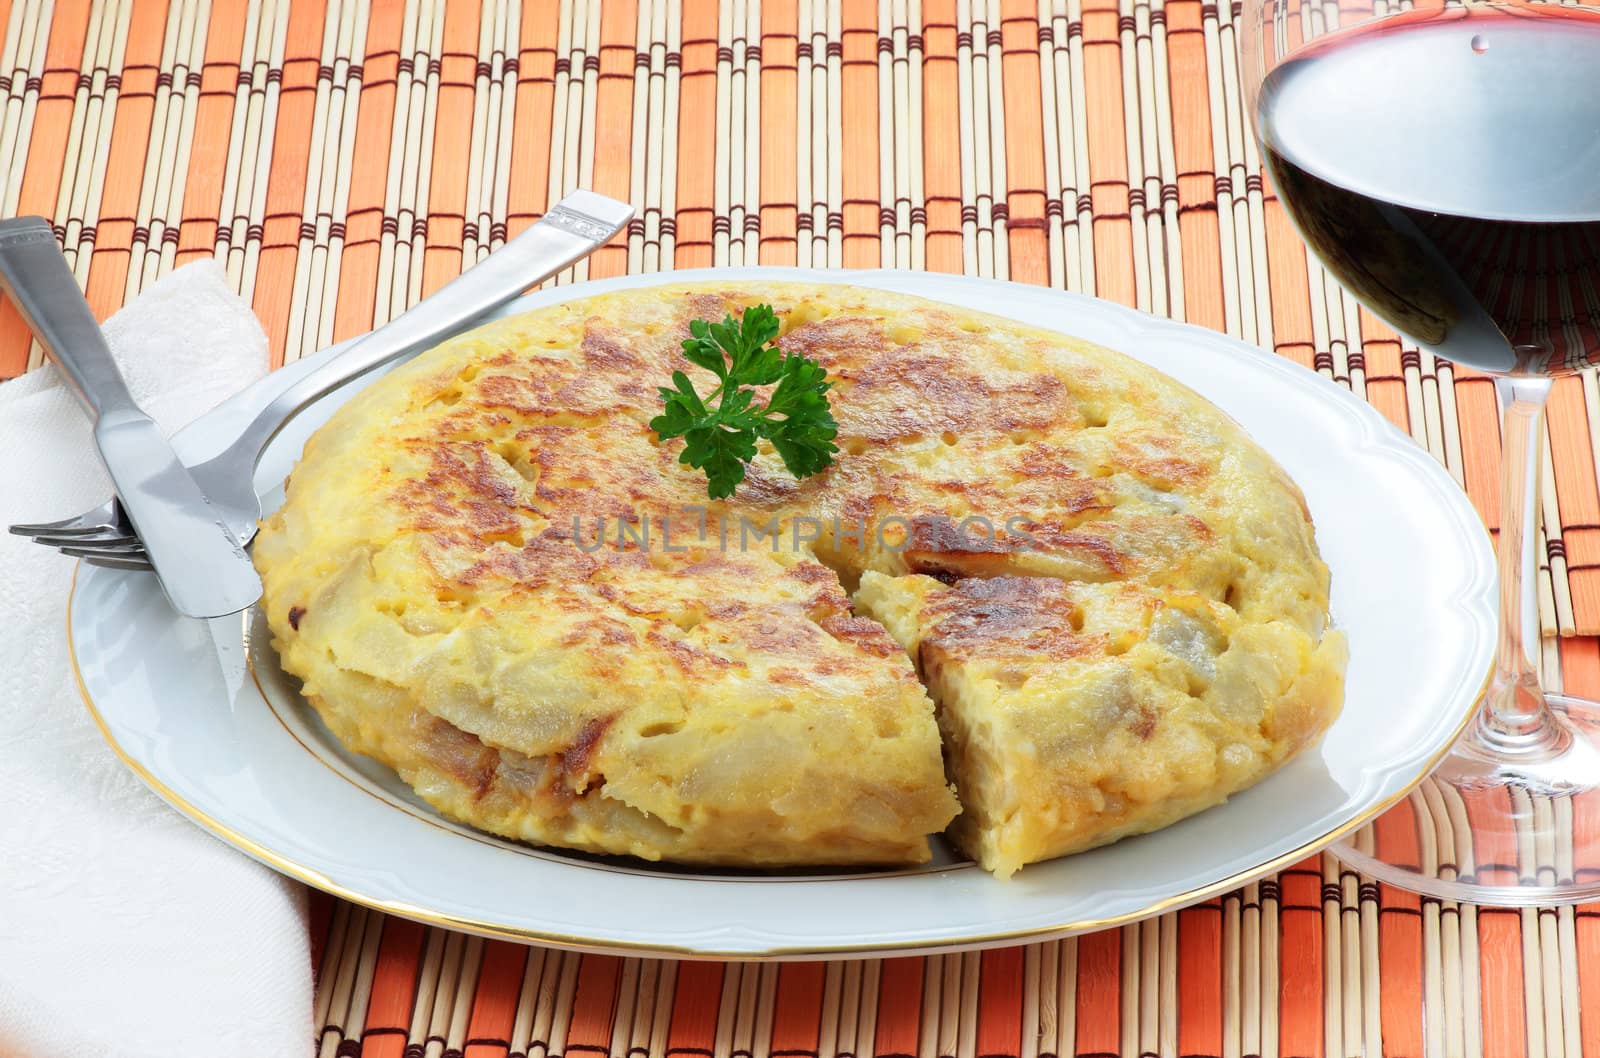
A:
10,190,634,570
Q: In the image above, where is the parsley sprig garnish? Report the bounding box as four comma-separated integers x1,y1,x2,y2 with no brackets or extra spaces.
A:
650,304,839,500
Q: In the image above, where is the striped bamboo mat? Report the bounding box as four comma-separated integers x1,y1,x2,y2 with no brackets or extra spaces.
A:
5,0,1600,1054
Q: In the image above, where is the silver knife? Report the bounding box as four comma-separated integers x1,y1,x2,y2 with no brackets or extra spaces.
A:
0,217,263,618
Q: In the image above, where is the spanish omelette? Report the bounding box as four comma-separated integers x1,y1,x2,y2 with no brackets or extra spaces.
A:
253,282,1347,875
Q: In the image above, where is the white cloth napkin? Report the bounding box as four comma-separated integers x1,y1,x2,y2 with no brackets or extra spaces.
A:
0,261,311,1056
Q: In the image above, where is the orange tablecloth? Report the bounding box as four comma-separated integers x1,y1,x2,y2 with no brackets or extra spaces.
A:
4,0,1599,1054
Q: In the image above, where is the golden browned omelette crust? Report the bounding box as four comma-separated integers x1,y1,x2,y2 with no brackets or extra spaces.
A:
254,282,1346,873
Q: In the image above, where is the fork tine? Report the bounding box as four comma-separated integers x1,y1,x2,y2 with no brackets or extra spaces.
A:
9,499,124,537
27,530,141,549
11,516,121,537
59,542,149,558
77,552,154,572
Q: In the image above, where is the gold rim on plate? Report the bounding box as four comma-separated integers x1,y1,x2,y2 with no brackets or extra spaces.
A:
69,561,1490,959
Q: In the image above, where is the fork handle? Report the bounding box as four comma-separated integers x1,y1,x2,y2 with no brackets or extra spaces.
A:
228,190,635,469
0,217,136,420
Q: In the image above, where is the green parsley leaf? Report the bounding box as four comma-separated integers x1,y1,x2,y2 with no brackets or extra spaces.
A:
649,304,839,499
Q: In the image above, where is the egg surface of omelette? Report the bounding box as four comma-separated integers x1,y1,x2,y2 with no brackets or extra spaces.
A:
253,282,1346,873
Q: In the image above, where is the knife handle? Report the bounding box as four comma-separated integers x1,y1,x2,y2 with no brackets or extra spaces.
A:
0,217,137,422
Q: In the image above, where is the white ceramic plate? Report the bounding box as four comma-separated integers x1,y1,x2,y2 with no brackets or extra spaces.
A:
70,269,1495,959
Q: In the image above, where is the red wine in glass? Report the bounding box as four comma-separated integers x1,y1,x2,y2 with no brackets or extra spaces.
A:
1246,0,1600,905
1257,6,1600,376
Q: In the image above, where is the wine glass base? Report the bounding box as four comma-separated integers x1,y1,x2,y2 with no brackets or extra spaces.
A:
1333,693,1600,906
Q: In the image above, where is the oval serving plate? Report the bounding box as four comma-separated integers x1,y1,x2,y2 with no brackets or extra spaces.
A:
70,268,1495,959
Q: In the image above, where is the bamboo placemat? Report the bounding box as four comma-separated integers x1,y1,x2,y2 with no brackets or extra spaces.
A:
5,0,1600,1055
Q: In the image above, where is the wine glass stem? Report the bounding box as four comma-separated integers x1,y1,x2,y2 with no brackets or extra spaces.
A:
1476,373,1567,759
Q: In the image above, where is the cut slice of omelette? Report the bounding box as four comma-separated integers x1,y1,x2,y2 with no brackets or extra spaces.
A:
254,281,1346,874
261,530,959,867
855,572,1346,878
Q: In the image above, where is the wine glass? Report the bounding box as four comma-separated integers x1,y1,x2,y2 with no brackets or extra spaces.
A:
1238,0,1600,903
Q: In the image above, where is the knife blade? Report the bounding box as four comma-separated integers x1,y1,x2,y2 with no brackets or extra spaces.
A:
90,412,264,616
0,217,263,617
